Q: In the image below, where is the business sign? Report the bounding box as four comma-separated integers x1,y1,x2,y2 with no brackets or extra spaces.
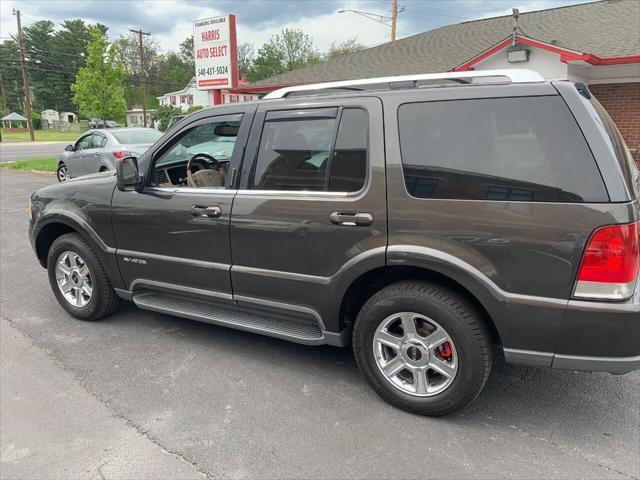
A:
193,14,238,90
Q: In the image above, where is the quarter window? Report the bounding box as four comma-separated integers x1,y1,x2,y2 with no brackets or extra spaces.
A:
398,97,609,202
253,107,368,192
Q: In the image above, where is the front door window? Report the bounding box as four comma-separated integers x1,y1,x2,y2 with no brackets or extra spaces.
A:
151,118,241,189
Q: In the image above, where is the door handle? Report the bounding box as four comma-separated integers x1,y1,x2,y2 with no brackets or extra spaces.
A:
330,212,373,227
191,205,221,218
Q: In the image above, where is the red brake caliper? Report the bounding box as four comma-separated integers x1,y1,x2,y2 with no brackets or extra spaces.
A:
438,342,453,361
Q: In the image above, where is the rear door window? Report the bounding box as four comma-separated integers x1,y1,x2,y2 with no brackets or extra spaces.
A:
253,107,367,192
398,96,609,202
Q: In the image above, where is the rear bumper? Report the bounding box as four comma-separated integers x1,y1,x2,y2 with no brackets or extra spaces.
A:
504,284,640,375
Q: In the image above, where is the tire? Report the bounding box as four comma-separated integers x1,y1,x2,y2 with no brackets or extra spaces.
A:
353,280,492,416
47,233,120,321
56,163,70,182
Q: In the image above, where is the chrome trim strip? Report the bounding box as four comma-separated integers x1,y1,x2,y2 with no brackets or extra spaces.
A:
235,189,348,197
149,187,237,195
148,187,349,197
117,249,229,271
231,264,329,284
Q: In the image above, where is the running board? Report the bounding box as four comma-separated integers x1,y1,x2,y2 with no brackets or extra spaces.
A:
133,292,326,345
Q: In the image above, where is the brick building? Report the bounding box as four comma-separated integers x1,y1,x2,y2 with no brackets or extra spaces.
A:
232,0,640,166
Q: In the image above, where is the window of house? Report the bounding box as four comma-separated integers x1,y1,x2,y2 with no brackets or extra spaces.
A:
253,107,368,192
398,96,608,202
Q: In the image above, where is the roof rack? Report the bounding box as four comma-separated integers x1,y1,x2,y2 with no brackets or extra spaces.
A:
263,69,545,99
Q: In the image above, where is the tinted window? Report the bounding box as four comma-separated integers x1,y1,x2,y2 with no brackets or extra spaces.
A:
398,97,608,202
328,109,367,192
253,108,367,192
112,129,162,144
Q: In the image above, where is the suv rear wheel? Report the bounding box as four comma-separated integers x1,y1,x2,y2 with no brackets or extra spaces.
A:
47,233,120,320
353,280,492,416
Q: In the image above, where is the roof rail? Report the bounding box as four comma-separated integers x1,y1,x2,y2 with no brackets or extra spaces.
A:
263,69,545,99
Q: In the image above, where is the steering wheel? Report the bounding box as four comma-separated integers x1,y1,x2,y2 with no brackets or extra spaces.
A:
186,153,224,187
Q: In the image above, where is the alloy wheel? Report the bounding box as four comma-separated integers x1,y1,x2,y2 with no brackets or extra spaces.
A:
373,312,458,396
57,165,70,182
55,251,93,307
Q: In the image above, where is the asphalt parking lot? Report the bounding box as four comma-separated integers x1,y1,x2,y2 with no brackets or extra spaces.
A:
1,168,639,479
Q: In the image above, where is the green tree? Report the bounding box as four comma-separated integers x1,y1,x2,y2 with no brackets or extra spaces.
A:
326,38,365,60
155,51,193,94
114,32,163,107
179,36,194,70
153,104,183,131
237,42,254,80
0,39,23,113
71,27,126,122
248,29,321,82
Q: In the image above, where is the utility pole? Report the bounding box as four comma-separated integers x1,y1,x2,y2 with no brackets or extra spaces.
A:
130,29,151,127
13,9,35,141
391,0,398,42
0,70,8,116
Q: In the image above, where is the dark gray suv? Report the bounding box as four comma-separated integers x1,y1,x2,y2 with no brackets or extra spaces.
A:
28,70,640,415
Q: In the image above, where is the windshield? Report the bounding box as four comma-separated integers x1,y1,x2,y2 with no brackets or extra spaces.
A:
112,129,162,145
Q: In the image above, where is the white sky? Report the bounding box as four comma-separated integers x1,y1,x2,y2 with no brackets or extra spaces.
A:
0,0,592,54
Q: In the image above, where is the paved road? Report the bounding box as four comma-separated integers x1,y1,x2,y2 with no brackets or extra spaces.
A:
1,169,639,479
0,141,68,162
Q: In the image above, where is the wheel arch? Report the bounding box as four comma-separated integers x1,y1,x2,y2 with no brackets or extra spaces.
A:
33,215,124,290
338,265,503,348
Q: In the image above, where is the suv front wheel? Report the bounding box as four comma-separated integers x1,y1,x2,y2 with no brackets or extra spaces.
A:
353,280,492,416
47,233,120,320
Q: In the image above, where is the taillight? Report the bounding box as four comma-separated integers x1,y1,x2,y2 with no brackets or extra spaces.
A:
574,221,640,300
112,151,129,159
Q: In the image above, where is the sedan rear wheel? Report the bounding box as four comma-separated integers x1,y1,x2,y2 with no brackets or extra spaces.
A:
57,163,70,182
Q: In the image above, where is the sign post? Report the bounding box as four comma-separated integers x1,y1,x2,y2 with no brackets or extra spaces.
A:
193,14,238,104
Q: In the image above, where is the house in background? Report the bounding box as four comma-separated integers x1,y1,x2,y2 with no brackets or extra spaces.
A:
157,77,211,111
157,77,256,111
41,109,59,125
58,112,77,124
125,106,157,128
232,0,640,163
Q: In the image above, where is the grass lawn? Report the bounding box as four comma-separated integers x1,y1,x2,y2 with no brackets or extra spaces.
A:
1,130,83,142
0,156,58,172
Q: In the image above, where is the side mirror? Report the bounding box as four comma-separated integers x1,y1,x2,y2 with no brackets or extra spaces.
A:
116,156,142,192
65,144,74,152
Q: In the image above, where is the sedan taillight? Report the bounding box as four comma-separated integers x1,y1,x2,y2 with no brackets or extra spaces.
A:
112,151,130,159
574,221,640,300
